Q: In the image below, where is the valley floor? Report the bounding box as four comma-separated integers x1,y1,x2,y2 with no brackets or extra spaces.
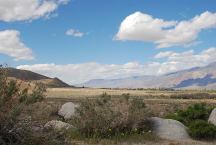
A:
46,88,216,99
46,88,216,117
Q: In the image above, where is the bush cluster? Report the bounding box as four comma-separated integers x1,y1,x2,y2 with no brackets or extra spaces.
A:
188,120,216,139
167,103,216,140
70,93,152,138
167,103,213,126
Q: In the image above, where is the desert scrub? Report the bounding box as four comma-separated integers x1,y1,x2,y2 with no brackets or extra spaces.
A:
188,120,216,140
69,93,152,139
167,103,216,140
0,66,60,145
166,103,213,126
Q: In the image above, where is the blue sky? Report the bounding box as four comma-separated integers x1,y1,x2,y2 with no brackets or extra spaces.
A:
1,0,216,84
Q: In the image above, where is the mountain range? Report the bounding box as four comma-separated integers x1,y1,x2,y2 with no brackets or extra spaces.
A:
80,62,216,89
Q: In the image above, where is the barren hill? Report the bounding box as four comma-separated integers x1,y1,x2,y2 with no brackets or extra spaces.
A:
6,68,71,88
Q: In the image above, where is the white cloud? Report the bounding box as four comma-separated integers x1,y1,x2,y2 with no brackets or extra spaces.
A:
17,47,216,84
65,29,85,37
155,48,216,74
115,12,177,42
0,30,34,61
154,51,176,59
0,0,70,22
115,11,216,48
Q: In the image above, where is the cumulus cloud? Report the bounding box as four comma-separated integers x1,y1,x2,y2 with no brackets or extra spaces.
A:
0,30,34,61
65,29,85,37
115,11,216,48
17,47,216,84
0,0,70,22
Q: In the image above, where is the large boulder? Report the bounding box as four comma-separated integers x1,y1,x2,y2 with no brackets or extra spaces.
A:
44,120,73,131
151,117,191,140
208,108,216,125
58,102,78,119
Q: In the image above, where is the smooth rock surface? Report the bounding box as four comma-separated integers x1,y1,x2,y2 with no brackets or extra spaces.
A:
208,108,216,125
58,102,77,119
44,120,73,131
151,117,191,140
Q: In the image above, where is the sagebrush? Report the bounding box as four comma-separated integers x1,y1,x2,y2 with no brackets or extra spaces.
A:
70,93,152,138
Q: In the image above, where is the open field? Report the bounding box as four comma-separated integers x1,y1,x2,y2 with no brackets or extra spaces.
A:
46,88,216,117
46,88,216,99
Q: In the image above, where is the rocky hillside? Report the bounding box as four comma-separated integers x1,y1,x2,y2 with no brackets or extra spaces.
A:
6,68,71,88
80,62,216,89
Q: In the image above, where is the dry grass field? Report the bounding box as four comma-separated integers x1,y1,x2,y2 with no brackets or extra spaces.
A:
46,88,216,99
46,87,216,117
46,88,165,99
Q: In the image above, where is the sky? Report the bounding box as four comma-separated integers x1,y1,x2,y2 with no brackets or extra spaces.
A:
0,0,216,85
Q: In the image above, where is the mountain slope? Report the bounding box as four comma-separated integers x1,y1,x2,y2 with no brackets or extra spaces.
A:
7,68,49,80
6,68,71,88
80,62,216,89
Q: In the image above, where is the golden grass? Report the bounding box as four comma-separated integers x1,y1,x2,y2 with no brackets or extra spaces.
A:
46,88,153,99
46,88,216,117
46,88,216,99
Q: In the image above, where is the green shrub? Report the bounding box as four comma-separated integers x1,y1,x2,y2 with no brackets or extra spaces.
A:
167,103,213,126
188,120,216,139
167,103,216,140
70,93,152,138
